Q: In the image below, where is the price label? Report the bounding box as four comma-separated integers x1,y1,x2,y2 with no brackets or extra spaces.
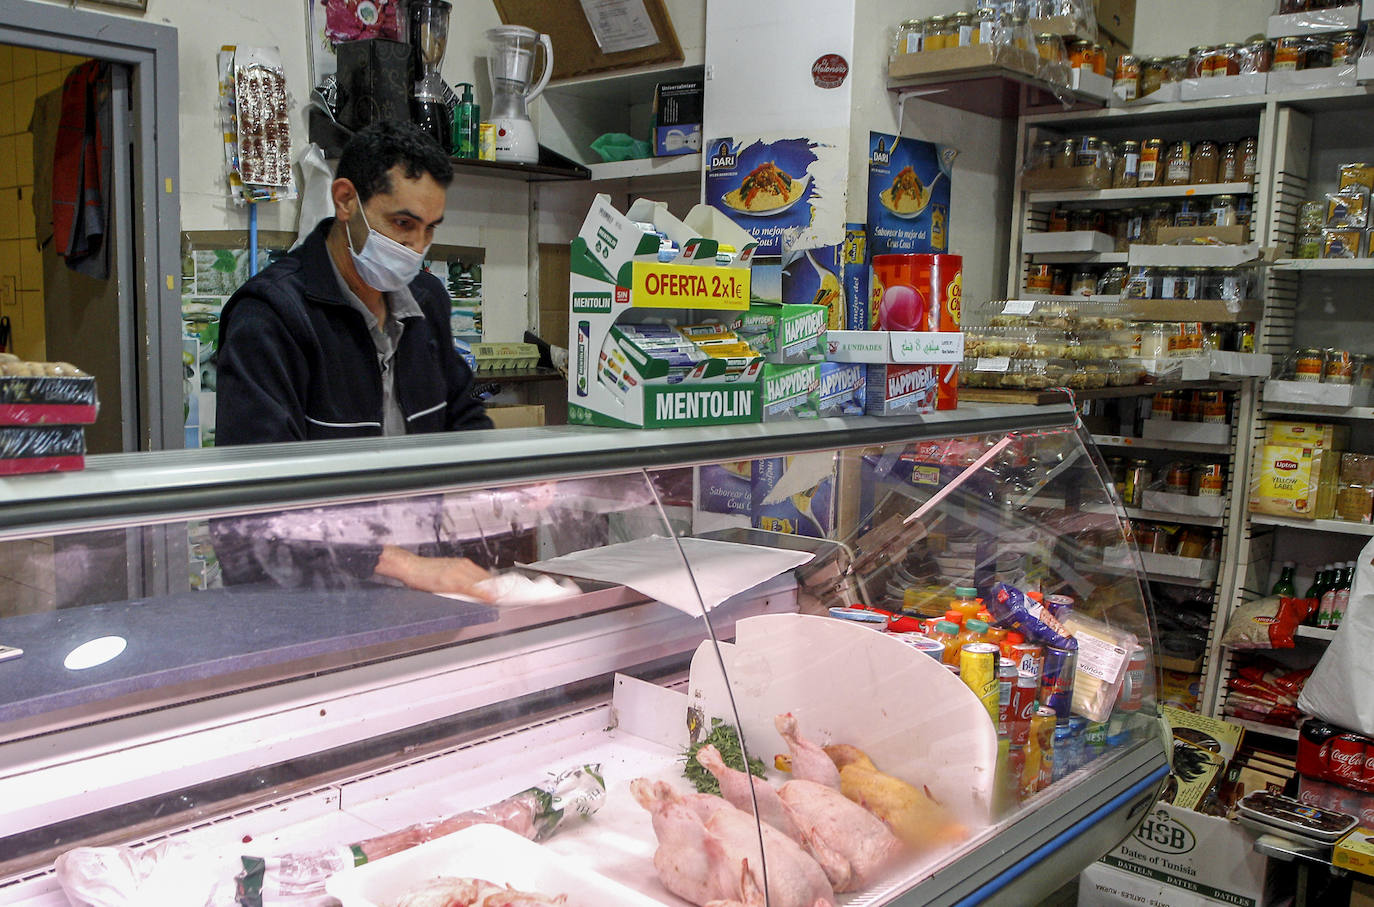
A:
976,356,1011,373
631,261,750,310
1002,300,1037,315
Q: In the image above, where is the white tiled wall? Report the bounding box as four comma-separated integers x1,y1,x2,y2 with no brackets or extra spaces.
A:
0,45,88,361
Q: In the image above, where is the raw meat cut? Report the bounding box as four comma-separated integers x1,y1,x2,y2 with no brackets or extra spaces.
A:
392,875,567,906
824,744,969,853
694,744,804,843
631,778,835,907
774,713,841,789
778,779,903,891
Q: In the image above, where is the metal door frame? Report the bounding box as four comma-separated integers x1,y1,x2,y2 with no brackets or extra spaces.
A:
0,3,180,453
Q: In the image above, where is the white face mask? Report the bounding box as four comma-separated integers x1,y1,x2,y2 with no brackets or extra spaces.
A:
346,201,427,292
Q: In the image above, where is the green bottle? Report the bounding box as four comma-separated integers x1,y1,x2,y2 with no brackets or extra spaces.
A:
1305,565,1329,601
1271,561,1298,597
452,82,479,159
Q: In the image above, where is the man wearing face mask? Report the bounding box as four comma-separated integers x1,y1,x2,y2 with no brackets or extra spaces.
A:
217,120,492,445
214,121,495,596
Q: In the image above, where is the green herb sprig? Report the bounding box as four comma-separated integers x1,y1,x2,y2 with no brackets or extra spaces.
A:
682,718,768,795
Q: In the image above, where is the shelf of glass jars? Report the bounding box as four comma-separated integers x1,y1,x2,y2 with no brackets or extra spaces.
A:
1013,294,1265,324
1025,181,1255,206
1250,514,1374,536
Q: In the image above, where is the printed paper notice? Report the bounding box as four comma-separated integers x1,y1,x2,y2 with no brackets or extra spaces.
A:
579,0,658,53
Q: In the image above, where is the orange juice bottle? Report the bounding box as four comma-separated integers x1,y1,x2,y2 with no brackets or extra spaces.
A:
944,609,966,628
932,620,962,665
1000,630,1025,661
961,618,990,647
953,587,982,623
983,620,1008,649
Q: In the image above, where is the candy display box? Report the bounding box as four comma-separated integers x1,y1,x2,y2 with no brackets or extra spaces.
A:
567,195,761,429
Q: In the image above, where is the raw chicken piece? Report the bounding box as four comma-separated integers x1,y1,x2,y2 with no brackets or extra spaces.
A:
825,744,970,853
393,876,567,906
779,778,903,892
631,778,835,907
694,744,804,843
774,713,841,789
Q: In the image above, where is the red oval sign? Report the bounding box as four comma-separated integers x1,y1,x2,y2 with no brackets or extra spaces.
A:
812,54,849,89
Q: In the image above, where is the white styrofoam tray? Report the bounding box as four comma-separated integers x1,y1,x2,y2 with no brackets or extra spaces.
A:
1207,350,1273,378
1267,4,1361,37
1141,489,1226,518
1070,67,1112,102
1180,73,1268,101
1140,420,1231,446
1264,381,1374,408
1022,230,1115,254
1127,244,1260,268
1268,66,1359,93
325,823,663,907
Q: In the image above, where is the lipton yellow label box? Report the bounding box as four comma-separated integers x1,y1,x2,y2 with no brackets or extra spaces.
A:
1265,420,1349,450
1250,444,1340,519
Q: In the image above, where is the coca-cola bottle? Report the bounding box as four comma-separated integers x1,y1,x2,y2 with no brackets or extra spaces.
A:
1298,718,1340,779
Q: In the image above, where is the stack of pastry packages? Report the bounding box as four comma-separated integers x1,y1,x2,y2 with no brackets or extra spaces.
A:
0,354,98,474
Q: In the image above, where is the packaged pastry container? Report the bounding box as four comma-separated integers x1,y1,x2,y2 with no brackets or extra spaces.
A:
0,358,98,425
1237,791,1358,844
0,425,86,475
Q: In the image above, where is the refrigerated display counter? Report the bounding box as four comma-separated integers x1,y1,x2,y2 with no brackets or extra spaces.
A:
0,403,1167,906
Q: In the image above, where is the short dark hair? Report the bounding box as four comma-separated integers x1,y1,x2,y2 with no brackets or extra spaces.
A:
338,120,454,202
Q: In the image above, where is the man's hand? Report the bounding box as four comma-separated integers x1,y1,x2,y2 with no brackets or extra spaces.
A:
374,545,494,600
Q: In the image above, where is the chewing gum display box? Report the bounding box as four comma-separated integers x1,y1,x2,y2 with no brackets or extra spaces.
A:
781,243,844,330
751,455,836,538
817,362,866,417
865,364,943,416
761,363,820,421
652,80,703,157
735,302,828,364
1265,420,1349,451
568,195,761,429
1249,443,1340,519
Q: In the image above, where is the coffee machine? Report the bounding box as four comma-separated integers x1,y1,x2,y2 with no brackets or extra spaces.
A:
485,25,553,164
409,0,453,152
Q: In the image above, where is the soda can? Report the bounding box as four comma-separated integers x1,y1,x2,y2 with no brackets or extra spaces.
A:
1331,734,1367,790
1044,593,1075,617
1033,706,1057,791
1052,724,1073,782
1120,645,1147,712
1012,642,1044,682
1041,644,1078,719
997,657,1018,738
1009,671,1039,746
961,642,1001,727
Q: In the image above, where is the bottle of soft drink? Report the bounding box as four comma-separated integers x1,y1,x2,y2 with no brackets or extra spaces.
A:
961,618,991,647
944,608,966,628
953,587,982,623
1329,561,1355,629
932,620,962,665
1319,566,1343,628
1271,561,1298,597
1306,565,1332,626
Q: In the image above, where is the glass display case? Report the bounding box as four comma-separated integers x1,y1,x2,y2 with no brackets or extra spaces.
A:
0,404,1168,906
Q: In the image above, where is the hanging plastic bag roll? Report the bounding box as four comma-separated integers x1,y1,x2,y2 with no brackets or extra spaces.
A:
292,143,334,250
1298,537,1374,737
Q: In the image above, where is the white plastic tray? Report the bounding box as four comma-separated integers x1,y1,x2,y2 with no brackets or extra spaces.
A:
325,823,663,907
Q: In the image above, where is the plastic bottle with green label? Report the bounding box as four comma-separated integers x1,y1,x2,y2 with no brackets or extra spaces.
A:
452,82,479,159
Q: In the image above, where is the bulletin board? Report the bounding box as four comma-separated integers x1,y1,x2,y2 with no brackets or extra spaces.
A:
493,0,683,82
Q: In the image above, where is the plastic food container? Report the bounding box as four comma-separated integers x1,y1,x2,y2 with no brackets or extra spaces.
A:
1237,791,1358,844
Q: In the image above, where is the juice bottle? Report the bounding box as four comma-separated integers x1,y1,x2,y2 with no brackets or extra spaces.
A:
953,586,982,623
932,620,962,665
944,609,966,628
983,620,1008,649
1000,630,1025,661
961,618,991,647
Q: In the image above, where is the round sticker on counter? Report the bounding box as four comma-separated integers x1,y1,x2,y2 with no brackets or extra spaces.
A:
812,54,849,89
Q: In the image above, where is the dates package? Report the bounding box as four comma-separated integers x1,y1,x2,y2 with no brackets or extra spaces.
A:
0,355,96,474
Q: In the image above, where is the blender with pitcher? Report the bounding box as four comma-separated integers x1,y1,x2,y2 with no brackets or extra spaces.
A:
409,0,453,153
485,25,553,164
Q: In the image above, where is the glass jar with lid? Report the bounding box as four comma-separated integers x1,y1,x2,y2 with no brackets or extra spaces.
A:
1113,140,1141,188
1138,138,1165,186
1046,206,1069,232
925,15,951,51
1219,142,1240,183
1068,208,1095,232
1143,202,1174,244
1027,139,1056,173
952,12,975,47
1164,141,1193,186
1158,267,1184,299
1124,266,1157,300
1070,269,1097,297
975,6,998,46
896,19,925,55
1295,233,1323,259
1097,266,1128,296
1114,54,1141,100
1141,57,1170,95
1274,36,1305,71
1213,43,1242,76
1036,33,1065,63
1191,141,1220,184
1325,350,1355,385
1242,39,1273,74
1052,137,1077,169
1333,31,1363,65
1305,35,1333,69
1238,136,1259,183
1075,136,1106,168
1186,46,1212,78
1294,348,1326,382
1210,195,1238,227
1174,198,1206,228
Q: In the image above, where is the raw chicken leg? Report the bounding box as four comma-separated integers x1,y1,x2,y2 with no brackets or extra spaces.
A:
779,778,903,892
774,713,841,789
630,779,835,907
694,744,805,843
825,744,970,853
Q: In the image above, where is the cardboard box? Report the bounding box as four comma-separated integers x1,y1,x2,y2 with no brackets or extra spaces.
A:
887,44,1041,82
735,302,828,364
567,195,763,429
1155,225,1251,247
1342,452,1374,485
652,80,702,157
816,362,866,417
1069,66,1113,101
1263,380,1374,408
1095,802,1270,907
472,342,540,372
865,364,943,415
1249,443,1340,519
1180,73,1268,101
826,330,964,364
1336,827,1374,877
1080,861,1233,907
1022,230,1115,255
697,461,752,516
1264,420,1349,450
1022,164,1113,192
485,404,545,429
760,363,820,421
1095,0,1136,46
1336,483,1374,523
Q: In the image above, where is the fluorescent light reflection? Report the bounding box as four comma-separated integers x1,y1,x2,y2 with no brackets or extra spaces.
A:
64,636,128,671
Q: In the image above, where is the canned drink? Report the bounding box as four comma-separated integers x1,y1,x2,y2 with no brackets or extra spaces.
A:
1044,593,1074,618
998,657,1018,737
1010,671,1039,746
1012,642,1044,681
1120,645,1147,712
1033,707,1058,791
962,642,1001,727
1298,719,1340,779
1052,724,1073,781
1041,645,1077,719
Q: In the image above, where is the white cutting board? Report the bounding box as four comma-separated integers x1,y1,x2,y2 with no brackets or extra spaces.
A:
688,613,997,828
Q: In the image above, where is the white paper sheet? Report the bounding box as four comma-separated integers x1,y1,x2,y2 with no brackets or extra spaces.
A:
578,0,658,53
527,536,813,616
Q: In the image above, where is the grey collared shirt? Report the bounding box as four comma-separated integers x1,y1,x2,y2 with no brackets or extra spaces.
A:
327,254,424,436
